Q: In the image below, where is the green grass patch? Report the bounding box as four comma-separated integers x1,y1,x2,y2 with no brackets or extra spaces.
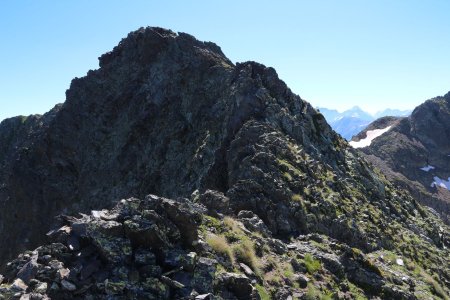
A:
256,284,271,300
206,233,234,264
304,253,321,274
422,271,449,300
304,283,319,300
277,158,303,177
201,215,223,233
233,239,260,274
291,194,303,202
283,172,293,181
282,263,295,279
224,216,242,233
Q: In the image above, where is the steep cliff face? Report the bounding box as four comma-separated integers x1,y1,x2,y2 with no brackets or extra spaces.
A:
356,94,450,224
0,27,449,299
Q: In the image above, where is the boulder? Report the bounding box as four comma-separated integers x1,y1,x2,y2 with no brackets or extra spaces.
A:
11,278,28,292
60,280,76,291
90,232,132,263
124,215,173,249
217,272,255,300
164,249,197,272
293,274,309,288
191,258,217,294
238,210,272,237
198,190,231,216
145,195,201,246
17,258,39,284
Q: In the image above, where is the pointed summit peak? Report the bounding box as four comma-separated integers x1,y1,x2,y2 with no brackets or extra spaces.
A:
98,26,231,68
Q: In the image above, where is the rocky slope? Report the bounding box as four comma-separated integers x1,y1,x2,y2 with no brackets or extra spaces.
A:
356,95,450,224
0,27,449,299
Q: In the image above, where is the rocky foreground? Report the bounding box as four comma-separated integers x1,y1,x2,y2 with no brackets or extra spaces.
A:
0,27,449,299
1,193,448,299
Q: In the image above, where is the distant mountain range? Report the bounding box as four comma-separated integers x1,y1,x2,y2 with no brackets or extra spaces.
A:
317,106,412,140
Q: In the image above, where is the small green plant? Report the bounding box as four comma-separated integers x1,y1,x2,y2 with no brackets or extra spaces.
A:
215,263,227,275
201,215,222,233
304,284,334,300
283,172,293,181
233,239,259,274
223,216,245,243
304,188,311,196
291,194,303,202
305,283,319,300
422,271,449,300
255,284,271,300
320,292,333,300
277,158,302,176
282,263,295,279
382,251,396,264
430,280,448,300
224,216,241,233
351,247,362,257
206,234,234,263
304,253,321,274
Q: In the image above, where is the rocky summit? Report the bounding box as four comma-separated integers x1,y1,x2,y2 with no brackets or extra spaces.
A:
0,27,449,299
354,94,450,225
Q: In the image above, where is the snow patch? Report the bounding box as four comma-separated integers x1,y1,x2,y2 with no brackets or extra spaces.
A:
431,176,450,190
91,210,102,218
349,126,392,149
420,165,435,172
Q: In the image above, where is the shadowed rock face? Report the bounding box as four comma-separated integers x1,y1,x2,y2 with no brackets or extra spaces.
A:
0,27,449,299
357,94,450,223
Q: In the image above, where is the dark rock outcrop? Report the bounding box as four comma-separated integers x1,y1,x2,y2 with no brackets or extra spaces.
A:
0,196,210,299
1,196,448,299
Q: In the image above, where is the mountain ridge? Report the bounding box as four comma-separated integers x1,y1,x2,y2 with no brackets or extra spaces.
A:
0,27,448,299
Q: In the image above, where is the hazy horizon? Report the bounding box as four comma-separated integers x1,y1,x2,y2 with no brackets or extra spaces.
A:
316,105,413,115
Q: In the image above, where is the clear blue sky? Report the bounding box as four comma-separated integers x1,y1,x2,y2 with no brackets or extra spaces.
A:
1,0,450,121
